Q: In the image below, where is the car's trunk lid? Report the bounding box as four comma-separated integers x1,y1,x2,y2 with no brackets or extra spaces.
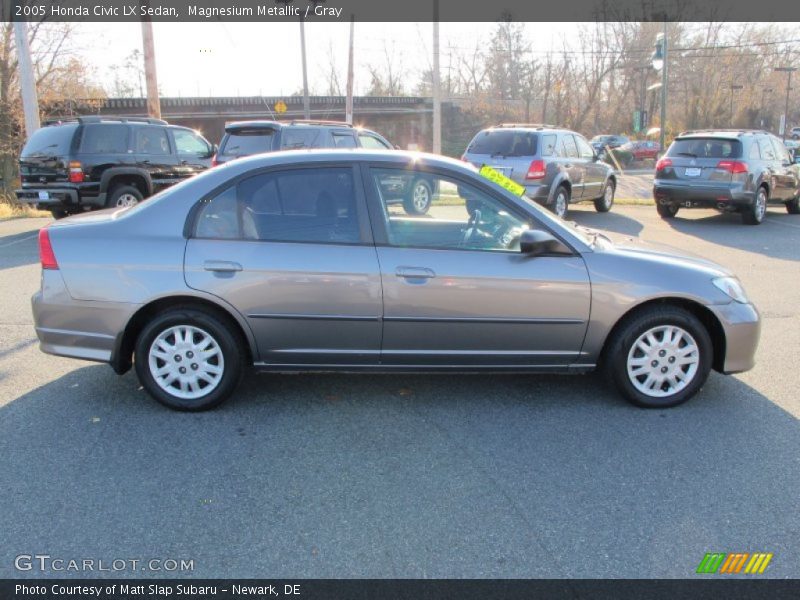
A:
19,124,77,185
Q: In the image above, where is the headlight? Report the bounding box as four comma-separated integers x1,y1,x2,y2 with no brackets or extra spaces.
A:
712,277,749,303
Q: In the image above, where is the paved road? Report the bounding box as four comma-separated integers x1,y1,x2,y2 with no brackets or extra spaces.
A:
0,207,798,579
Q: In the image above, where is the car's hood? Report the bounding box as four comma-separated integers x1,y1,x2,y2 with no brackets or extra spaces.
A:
594,232,733,278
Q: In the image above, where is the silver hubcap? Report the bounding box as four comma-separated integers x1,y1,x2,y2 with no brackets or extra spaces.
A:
555,191,567,217
148,325,224,400
413,184,430,210
115,193,139,208
755,191,766,221
627,325,700,398
604,184,614,206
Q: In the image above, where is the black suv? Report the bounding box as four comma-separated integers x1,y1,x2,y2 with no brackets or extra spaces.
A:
654,130,800,225
16,116,215,218
215,120,436,215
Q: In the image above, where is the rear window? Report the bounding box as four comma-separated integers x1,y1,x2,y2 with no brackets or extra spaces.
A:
220,129,276,157
667,138,742,159
21,124,77,158
467,130,538,157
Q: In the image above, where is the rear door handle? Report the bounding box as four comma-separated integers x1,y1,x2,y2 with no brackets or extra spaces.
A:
203,260,243,273
396,266,436,279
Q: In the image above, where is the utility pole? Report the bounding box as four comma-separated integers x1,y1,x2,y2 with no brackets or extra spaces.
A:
140,17,161,119
651,22,668,157
13,21,40,136
432,0,441,154
300,18,311,119
345,16,354,125
775,66,797,140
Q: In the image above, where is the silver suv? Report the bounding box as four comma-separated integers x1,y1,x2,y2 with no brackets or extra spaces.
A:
463,124,617,218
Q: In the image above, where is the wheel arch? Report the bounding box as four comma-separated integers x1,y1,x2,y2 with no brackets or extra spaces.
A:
111,295,256,375
599,297,726,373
100,168,153,197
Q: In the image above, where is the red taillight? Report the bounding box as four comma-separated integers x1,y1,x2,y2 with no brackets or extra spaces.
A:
525,159,546,180
717,160,748,174
211,154,219,167
38,227,58,270
655,157,673,171
68,160,84,183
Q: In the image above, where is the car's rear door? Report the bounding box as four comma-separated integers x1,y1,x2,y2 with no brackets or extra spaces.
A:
557,134,585,198
184,163,383,365
363,164,591,367
574,134,605,199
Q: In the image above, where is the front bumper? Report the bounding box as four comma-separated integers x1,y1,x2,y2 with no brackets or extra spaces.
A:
32,270,138,365
707,301,761,374
653,183,754,210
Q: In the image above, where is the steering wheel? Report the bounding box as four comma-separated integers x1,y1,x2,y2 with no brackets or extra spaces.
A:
461,209,481,246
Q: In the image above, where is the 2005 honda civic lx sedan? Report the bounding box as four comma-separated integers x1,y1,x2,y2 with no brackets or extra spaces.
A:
32,150,760,411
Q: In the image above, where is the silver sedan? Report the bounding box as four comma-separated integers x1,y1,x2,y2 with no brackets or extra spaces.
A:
32,150,760,410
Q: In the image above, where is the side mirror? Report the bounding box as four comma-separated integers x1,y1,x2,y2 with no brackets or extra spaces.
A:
519,230,572,256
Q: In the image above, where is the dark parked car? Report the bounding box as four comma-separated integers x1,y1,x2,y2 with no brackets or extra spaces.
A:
590,134,630,153
463,124,617,218
653,129,800,224
15,116,215,218
214,120,435,215
32,150,759,411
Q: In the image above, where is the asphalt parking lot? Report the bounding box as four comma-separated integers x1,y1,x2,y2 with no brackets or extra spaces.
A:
1,202,798,579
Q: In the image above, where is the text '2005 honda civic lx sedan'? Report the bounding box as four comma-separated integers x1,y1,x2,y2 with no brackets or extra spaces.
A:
32,150,760,411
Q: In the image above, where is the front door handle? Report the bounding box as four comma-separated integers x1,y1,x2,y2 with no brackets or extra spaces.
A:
203,260,243,273
396,266,436,279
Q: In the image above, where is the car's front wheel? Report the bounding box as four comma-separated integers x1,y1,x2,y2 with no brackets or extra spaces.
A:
594,179,615,212
604,305,713,408
134,308,245,411
403,179,433,215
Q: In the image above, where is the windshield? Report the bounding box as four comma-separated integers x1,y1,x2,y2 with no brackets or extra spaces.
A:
220,130,276,157
468,130,538,157
21,124,76,158
667,138,742,159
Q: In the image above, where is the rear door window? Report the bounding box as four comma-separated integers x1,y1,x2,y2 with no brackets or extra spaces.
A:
668,138,742,159
79,124,129,154
332,132,358,148
21,124,77,157
358,132,392,149
134,126,170,155
758,138,776,161
748,141,761,160
561,135,579,158
467,130,538,157
280,128,324,150
540,134,557,156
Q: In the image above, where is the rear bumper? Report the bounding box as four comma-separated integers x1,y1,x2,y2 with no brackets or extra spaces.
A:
32,270,138,365
653,183,754,209
707,301,761,374
16,186,105,209
524,183,551,203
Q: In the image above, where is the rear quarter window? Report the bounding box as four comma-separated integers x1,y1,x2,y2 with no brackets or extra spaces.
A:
21,124,77,157
220,130,276,157
467,130,538,157
667,138,742,159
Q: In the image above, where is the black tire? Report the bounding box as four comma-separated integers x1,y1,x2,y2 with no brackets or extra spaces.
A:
603,305,713,408
786,195,800,215
49,208,69,219
107,184,144,209
742,186,767,225
551,184,570,219
594,179,615,213
402,178,433,215
656,202,679,219
134,307,245,411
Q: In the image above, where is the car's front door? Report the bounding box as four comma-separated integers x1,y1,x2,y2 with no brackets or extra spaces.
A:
769,136,798,200
184,164,383,365
131,125,179,193
364,165,592,367
171,128,213,176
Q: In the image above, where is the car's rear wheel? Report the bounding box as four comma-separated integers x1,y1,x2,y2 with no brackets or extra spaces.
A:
403,179,433,215
604,305,712,408
134,308,245,411
49,208,69,219
742,186,767,225
551,185,570,219
594,179,615,213
786,195,800,214
656,202,679,219
107,185,143,209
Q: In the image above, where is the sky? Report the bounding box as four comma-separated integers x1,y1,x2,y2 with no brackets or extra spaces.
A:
74,22,576,97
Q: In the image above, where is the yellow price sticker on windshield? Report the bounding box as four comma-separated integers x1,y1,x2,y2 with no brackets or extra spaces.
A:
479,165,526,197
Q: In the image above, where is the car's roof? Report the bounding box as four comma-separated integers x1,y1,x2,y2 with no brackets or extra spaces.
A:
217,148,472,173
676,129,767,139
225,120,353,132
